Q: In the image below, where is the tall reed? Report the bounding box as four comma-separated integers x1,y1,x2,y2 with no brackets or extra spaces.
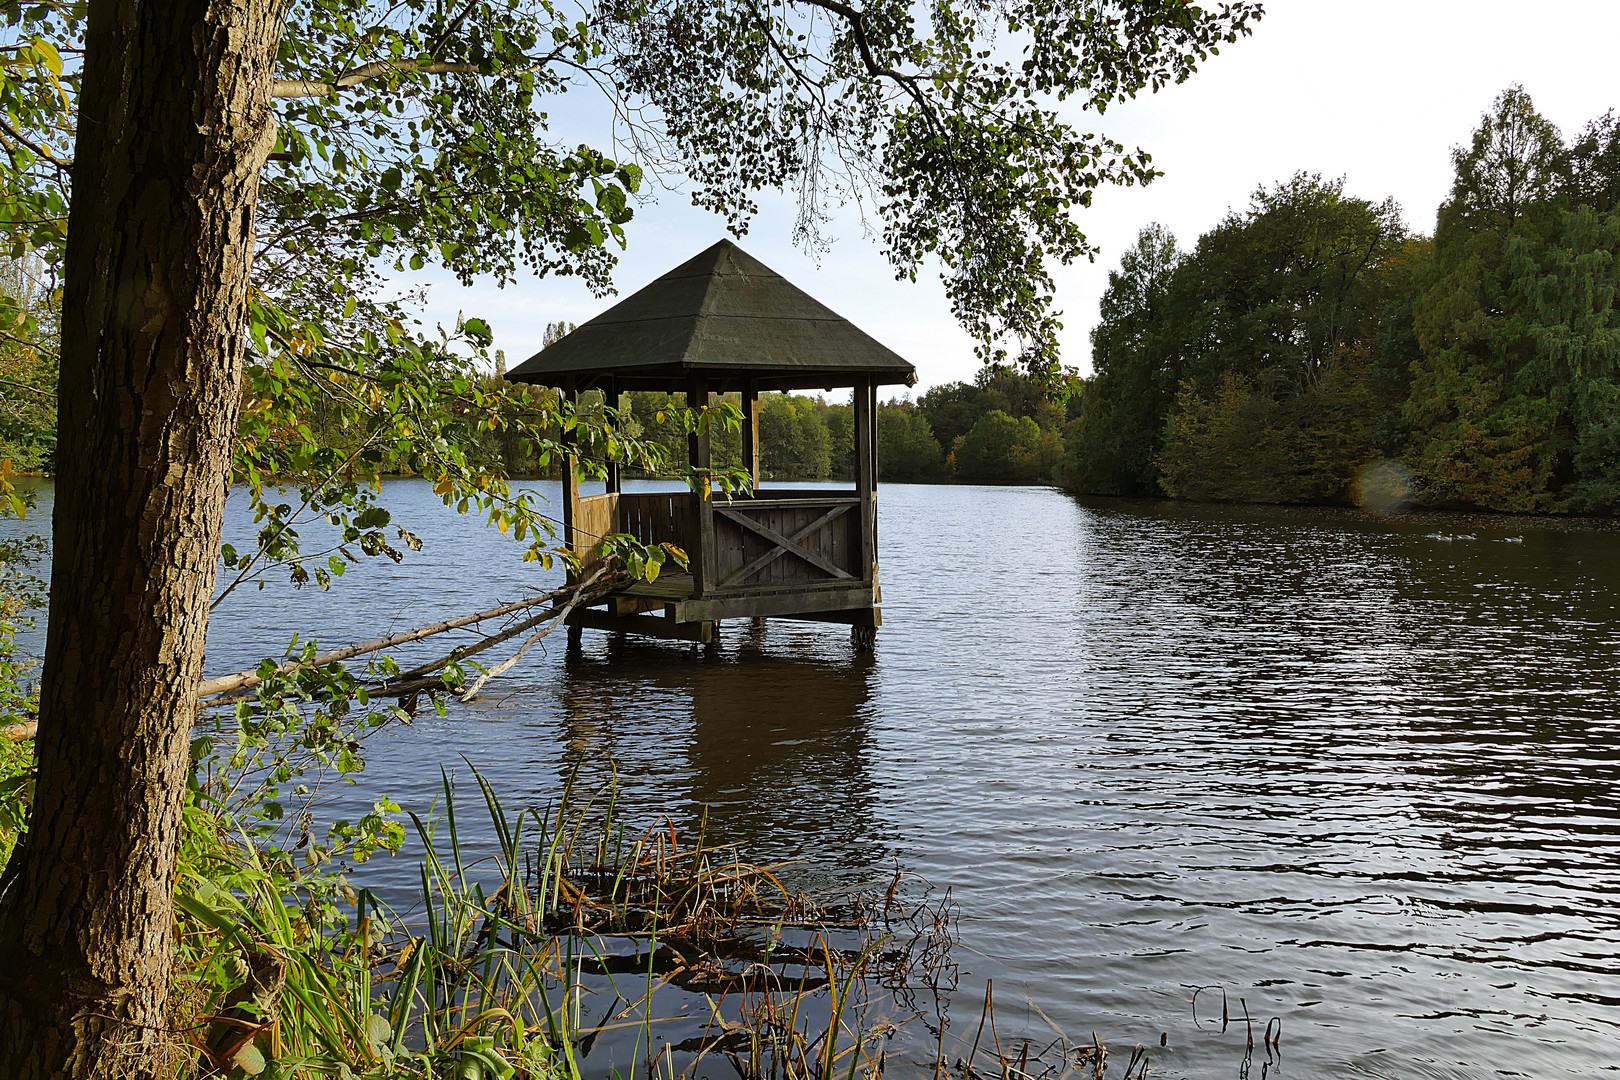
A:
173,760,961,1080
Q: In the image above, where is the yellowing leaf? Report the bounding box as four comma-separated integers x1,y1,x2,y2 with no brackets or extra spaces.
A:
30,38,62,78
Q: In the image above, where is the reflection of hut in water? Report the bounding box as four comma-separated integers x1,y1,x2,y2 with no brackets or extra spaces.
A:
557,634,887,885
506,239,917,652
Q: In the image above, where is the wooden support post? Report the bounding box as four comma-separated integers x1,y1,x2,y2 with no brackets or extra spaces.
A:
867,380,880,491
687,374,715,597
561,375,583,584
867,378,880,594
604,374,621,495
741,380,760,491
852,376,876,584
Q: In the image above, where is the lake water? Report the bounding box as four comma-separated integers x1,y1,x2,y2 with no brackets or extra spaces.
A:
16,478,1620,1078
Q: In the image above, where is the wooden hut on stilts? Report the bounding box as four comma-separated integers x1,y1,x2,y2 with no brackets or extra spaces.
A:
506,239,917,652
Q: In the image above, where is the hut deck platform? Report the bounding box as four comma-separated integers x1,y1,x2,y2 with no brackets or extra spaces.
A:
566,488,882,645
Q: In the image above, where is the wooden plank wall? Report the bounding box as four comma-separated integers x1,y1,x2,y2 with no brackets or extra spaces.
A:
615,492,698,558
573,493,618,570
605,492,864,594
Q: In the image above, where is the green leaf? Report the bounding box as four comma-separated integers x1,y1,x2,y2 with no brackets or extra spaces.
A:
364,1013,392,1051
461,317,493,346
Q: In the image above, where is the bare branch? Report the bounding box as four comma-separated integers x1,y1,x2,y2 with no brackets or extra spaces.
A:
270,43,572,99
198,579,608,698
0,112,71,171
272,58,483,98
0,373,53,398
455,566,609,700
795,0,935,117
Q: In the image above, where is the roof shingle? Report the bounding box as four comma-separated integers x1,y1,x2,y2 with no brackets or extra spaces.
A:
506,239,917,391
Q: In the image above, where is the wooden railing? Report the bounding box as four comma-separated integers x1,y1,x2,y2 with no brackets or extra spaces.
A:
571,489,870,597
616,491,700,557
710,494,864,592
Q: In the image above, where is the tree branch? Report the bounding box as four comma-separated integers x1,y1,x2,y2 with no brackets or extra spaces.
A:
0,373,53,398
272,58,483,98
0,111,71,171
454,566,608,700
795,0,935,120
270,43,572,99
198,576,617,699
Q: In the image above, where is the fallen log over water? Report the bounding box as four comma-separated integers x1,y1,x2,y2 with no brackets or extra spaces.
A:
0,571,630,745
197,565,625,704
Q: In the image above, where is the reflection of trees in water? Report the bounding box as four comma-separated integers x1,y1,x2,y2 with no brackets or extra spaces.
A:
555,623,890,890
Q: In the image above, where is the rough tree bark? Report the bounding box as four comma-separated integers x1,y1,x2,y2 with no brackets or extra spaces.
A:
0,1,288,1076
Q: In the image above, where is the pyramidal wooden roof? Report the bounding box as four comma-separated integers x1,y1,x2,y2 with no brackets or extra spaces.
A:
506,239,917,392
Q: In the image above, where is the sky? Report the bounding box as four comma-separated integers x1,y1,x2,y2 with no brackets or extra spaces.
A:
407,0,1620,394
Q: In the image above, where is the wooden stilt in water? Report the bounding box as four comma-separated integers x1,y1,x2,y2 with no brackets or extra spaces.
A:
851,624,877,651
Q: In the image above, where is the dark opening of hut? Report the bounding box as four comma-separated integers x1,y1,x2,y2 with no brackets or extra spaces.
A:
506,239,917,651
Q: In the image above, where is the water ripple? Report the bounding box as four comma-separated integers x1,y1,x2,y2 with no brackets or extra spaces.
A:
18,478,1618,1078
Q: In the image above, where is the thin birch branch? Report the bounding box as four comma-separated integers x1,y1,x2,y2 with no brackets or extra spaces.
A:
199,582,586,698
455,566,608,701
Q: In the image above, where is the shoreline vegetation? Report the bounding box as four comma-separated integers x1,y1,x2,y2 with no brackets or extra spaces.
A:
1069,86,1620,517
4,692,1160,1080
3,92,1613,513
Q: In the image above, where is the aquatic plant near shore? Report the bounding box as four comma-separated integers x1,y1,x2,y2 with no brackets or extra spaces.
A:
170,760,989,1079
7,704,1152,1080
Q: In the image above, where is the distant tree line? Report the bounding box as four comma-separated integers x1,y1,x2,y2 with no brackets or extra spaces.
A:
1066,85,1620,513
612,368,1074,485
0,313,1077,489
21,88,1613,508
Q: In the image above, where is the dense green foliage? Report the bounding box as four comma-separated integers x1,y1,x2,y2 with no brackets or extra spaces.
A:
1067,173,1413,502
1404,89,1620,511
1066,86,1620,513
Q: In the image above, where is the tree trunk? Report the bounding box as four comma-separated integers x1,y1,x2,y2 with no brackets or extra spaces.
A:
0,2,286,1076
